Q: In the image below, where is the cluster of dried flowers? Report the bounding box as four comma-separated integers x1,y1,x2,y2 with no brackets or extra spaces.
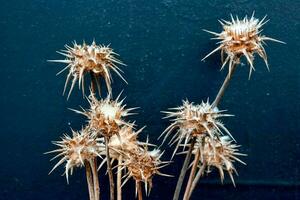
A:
46,41,170,200
46,12,283,200
163,13,284,200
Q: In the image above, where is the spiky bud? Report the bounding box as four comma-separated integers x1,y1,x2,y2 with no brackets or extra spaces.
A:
202,13,285,79
49,40,127,99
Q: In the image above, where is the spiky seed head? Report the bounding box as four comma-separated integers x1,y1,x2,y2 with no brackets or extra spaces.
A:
71,92,136,138
46,128,104,183
108,125,143,159
161,99,233,157
122,145,170,196
202,13,285,79
195,135,246,186
49,40,127,99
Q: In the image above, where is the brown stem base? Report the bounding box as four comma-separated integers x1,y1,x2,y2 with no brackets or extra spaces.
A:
137,181,143,200
183,148,201,200
85,161,95,200
188,163,207,199
90,159,100,200
117,155,123,200
173,138,196,200
105,137,115,200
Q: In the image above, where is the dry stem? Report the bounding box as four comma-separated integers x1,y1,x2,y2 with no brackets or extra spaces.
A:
183,148,201,200
173,137,196,200
212,63,237,107
137,181,143,200
117,155,123,200
89,73,101,200
188,162,207,199
90,72,97,95
90,159,100,200
105,136,115,200
85,161,95,200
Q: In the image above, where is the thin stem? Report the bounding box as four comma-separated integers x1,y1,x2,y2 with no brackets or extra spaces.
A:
90,72,97,94
137,181,143,200
90,75,101,200
117,155,123,200
212,63,237,107
173,138,196,200
90,159,100,200
183,148,201,200
85,161,95,200
188,162,207,199
105,136,115,200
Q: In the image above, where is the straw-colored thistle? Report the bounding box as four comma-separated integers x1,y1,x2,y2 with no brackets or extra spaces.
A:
108,125,144,159
46,128,104,183
196,135,246,186
71,92,137,138
96,125,145,169
49,40,127,99
161,99,233,157
121,145,171,196
202,13,285,79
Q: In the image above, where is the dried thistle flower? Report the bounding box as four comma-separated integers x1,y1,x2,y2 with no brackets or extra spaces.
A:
49,40,127,99
195,135,246,186
71,92,137,138
108,125,144,159
121,145,171,196
46,128,104,183
202,13,285,79
161,99,233,157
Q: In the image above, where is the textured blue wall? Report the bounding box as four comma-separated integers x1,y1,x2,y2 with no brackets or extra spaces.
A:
0,0,299,199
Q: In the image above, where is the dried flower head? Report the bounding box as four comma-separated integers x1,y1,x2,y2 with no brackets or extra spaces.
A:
195,135,246,186
121,145,171,196
71,92,137,138
202,13,285,79
49,40,127,99
161,99,233,157
46,128,104,183
108,125,144,159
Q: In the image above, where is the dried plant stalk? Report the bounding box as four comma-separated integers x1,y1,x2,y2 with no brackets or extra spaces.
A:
188,162,207,199
90,77,101,200
105,136,115,200
90,159,100,200
85,161,95,200
173,138,196,200
137,181,143,200
90,72,98,96
183,148,201,200
117,155,123,200
212,63,237,107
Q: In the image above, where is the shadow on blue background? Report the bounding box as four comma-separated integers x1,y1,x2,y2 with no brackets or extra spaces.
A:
0,0,299,199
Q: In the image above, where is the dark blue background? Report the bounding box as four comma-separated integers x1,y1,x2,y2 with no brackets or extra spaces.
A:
0,0,299,199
